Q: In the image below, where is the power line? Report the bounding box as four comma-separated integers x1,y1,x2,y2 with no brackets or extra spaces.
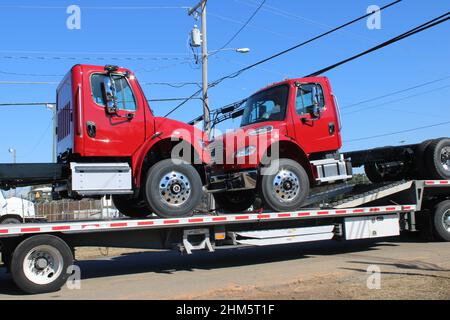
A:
214,0,266,53
307,12,450,76
344,120,450,143
0,70,63,77
341,75,450,109
0,54,193,62
0,5,190,10
342,84,450,115
163,0,402,117
0,81,58,85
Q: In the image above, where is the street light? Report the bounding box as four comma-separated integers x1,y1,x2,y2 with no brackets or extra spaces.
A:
8,147,16,163
208,47,251,55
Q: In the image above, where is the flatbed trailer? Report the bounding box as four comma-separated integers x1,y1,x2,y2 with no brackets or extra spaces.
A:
0,179,449,294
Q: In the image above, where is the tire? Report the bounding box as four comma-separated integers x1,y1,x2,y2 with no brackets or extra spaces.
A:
432,200,450,242
364,162,403,183
213,190,256,212
415,139,434,179
260,158,310,212
0,216,22,224
11,235,74,294
112,195,153,218
364,163,384,183
424,138,450,180
144,159,202,218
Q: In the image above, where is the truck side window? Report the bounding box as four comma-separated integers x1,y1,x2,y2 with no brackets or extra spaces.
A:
91,74,137,111
296,84,324,115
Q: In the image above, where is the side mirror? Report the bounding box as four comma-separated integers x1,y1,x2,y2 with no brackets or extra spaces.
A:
101,76,118,114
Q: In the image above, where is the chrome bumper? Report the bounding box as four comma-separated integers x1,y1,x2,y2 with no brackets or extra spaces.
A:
206,169,258,193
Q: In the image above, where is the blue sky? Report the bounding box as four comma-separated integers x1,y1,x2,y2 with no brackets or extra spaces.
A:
0,0,448,163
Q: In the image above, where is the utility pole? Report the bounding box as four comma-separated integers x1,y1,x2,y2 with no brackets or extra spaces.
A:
188,0,210,137
8,147,16,163
46,104,57,163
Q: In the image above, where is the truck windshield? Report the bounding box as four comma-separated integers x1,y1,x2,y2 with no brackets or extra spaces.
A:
240,85,289,127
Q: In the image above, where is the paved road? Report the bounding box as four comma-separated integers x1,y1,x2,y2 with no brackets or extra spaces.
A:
0,235,449,299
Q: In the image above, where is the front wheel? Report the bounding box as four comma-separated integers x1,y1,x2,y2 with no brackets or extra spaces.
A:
260,159,310,212
144,159,202,218
213,190,256,213
11,235,74,294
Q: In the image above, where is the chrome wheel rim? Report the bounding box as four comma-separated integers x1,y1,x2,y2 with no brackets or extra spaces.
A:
272,169,300,202
159,171,191,206
441,147,450,172
443,209,450,232
23,245,64,285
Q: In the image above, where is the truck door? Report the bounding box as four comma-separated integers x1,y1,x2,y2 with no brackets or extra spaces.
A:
289,82,341,154
83,72,146,157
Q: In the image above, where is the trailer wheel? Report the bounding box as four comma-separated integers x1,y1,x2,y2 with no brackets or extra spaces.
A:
432,200,450,242
144,159,202,218
10,235,74,294
0,216,22,224
364,162,403,183
213,191,256,212
425,138,450,180
260,159,309,212
112,195,153,218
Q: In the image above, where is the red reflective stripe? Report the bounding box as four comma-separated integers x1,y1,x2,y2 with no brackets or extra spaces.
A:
386,207,396,211
137,221,154,226
353,209,364,213
278,213,291,218
212,217,227,222
188,218,204,223
0,229,8,234
82,224,100,228
52,226,70,231
425,181,434,185
370,208,380,212
440,180,449,184
298,212,310,217
235,215,249,220
336,210,347,214
21,227,40,233
257,214,271,219
403,206,412,210
110,222,127,228
317,211,329,215
164,220,179,224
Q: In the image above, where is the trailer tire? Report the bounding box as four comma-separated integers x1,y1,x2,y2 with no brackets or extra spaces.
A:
144,159,202,218
112,195,153,218
432,200,450,242
213,191,255,212
0,216,22,224
416,139,434,179
11,235,74,294
364,162,403,183
425,138,450,180
260,159,309,212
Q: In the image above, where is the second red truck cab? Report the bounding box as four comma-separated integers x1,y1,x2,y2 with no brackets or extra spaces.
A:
206,77,352,212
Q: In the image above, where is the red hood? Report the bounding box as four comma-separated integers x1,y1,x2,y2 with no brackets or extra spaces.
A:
208,121,287,168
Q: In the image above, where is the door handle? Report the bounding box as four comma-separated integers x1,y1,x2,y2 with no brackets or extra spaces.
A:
86,121,96,138
328,122,335,135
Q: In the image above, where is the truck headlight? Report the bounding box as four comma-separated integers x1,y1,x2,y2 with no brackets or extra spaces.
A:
235,145,257,157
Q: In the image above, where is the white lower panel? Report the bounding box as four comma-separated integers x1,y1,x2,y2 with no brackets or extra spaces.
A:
236,225,334,239
237,233,334,246
344,214,399,240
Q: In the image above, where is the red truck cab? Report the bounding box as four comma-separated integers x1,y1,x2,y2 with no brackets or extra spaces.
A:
206,77,352,212
56,64,209,218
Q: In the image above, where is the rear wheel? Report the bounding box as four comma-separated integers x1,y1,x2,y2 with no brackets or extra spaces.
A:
260,159,310,212
112,195,153,218
144,159,202,218
11,235,74,294
432,200,450,241
425,138,450,180
213,190,255,212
